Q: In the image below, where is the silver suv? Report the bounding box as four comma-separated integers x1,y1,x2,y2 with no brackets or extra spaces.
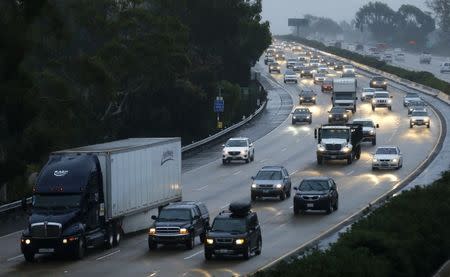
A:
352,118,379,145
251,166,291,201
372,91,393,111
222,138,254,164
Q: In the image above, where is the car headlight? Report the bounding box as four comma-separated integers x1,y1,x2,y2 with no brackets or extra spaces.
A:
300,97,304,100
235,239,245,245
242,150,248,154
149,228,156,235
328,114,332,118
293,116,297,119
275,184,283,189
62,238,68,244
306,116,310,119
251,183,257,188
301,70,305,73
372,99,376,103
369,129,374,134
372,81,376,84
206,238,214,245
312,97,316,100
392,158,398,163
388,99,392,104
372,158,378,162
179,228,189,235
277,66,280,69
25,239,31,245
317,145,326,152
425,117,430,122
383,82,387,85
343,114,347,118
342,146,351,153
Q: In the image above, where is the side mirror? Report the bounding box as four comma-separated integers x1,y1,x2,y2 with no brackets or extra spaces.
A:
355,97,358,100
390,95,393,98
251,176,255,180
293,187,298,190
376,124,379,128
249,143,254,147
193,215,200,220
151,215,157,220
21,198,28,212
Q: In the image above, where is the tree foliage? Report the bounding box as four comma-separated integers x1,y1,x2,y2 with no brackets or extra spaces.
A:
427,0,450,43
0,0,271,201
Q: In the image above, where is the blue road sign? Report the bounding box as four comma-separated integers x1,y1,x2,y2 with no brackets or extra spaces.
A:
214,99,224,113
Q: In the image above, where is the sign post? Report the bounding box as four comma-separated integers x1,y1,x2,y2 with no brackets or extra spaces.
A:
214,87,225,129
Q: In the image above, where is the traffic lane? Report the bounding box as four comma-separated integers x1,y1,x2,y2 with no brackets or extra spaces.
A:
0,59,440,276
390,52,450,83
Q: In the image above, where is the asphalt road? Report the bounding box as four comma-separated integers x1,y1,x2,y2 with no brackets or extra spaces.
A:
0,49,442,277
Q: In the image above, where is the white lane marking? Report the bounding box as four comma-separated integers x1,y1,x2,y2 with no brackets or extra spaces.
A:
289,205,293,209
96,249,120,261
147,272,158,277
0,230,22,239
184,250,204,260
275,223,287,229
193,185,208,191
221,203,230,209
7,254,22,262
281,147,287,152
289,170,299,176
233,170,242,176
259,159,268,163
346,170,354,176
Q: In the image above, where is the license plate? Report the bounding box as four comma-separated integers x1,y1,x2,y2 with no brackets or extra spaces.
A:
39,248,54,253
216,249,232,254
381,162,389,166
307,203,314,208
263,190,269,194
331,155,336,159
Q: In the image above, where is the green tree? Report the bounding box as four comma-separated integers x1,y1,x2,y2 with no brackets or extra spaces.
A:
355,2,397,42
396,4,435,47
427,0,450,44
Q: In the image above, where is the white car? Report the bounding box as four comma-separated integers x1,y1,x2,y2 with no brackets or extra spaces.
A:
420,53,432,64
410,109,430,128
313,73,326,84
342,65,355,73
440,61,450,73
317,66,328,74
382,54,393,63
403,92,422,107
284,69,298,84
372,91,392,111
394,52,405,61
361,88,376,101
222,137,254,164
286,58,297,69
372,146,403,170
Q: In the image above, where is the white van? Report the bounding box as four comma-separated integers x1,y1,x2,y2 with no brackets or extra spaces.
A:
440,61,450,73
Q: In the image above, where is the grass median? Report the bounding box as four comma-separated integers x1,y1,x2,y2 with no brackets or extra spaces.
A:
255,171,450,277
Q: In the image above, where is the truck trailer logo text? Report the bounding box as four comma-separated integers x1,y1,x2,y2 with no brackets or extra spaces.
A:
161,150,174,166
53,170,69,177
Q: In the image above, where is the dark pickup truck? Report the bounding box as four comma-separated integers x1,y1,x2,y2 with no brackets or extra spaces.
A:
148,201,210,250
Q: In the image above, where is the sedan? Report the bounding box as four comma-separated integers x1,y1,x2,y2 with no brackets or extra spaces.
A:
370,76,388,90
269,62,281,74
328,107,350,123
284,69,298,84
321,80,333,93
293,177,339,215
361,88,376,101
291,107,312,124
313,73,326,84
403,92,422,107
407,100,427,115
372,146,403,170
410,109,430,128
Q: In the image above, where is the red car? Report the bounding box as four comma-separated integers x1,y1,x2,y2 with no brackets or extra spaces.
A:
321,80,333,92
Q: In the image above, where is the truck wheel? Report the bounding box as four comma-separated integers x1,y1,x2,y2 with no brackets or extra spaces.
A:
347,154,353,165
204,250,212,260
23,251,35,262
279,191,286,201
326,201,334,214
286,187,291,198
148,239,157,250
317,156,323,165
255,238,262,255
74,237,85,260
372,138,376,146
105,227,114,249
114,225,122,246
186,233,195,250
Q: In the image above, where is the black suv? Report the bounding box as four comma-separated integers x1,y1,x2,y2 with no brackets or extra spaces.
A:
251,166,292,201
328,107,350,123
299,88,317,104
148,201,209,250
293,177,339,215
292,107,312,125
204,202,262,260
370,76,388,90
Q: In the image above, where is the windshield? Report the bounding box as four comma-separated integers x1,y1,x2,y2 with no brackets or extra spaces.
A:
412,111,428,116
32,194,81,209
294,109,309,114
285,70,295,75
376,148,398,155
255,170,282,180
354,121,373,127
331,107,346,113
363,88,375,93
334,92,354,100
158,209,191,221
212,218,246,233
321,129,349,139
375,93,389,98
226,140,247,147
299,180,330,191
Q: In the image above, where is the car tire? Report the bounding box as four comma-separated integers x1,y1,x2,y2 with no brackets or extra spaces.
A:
200,231,206,243
286,187,291,198
222,159,227,165
255,237,262,255
23,252,35,262
410,124,413,129
245,158,250,164
388,106,392,111
372,106,375,111
105,226,114,249
333,199,339,211
292,120,295,125
113,225,121,246
148,240,157,250
251,152,255,162
279,190,286,201
372,138,376,146
372,166,377,171
427,124,430,128
309,120,312,124
251,193,257,201
204,250,212,260
294,207,300,215
74,237,85,260
317,156,323,165
326,201,334,214
185,233,195,250
347,154,353,165
243,244,251,260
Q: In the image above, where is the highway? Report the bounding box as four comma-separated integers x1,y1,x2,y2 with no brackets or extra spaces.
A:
0,48,442,277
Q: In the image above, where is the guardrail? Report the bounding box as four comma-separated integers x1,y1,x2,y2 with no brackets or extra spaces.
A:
0,78,268,215
252,43,449,276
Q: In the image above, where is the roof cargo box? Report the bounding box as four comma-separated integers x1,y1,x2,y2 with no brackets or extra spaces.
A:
229,201,251,216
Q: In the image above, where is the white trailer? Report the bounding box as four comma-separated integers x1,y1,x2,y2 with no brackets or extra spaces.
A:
332,78,358,113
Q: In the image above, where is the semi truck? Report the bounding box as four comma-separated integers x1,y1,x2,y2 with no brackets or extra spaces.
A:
314,124,363,165
20,138,182,261
332,78,358,113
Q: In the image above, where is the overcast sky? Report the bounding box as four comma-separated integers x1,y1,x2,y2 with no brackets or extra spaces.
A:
261,0,429,34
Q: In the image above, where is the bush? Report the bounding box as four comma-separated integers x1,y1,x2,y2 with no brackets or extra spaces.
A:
255,171,450,277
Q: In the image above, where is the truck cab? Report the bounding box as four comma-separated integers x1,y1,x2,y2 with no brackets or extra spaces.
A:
314,124,363,165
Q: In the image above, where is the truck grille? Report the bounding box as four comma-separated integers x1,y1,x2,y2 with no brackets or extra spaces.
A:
377,100,386,103
259,184,273,188
325,144,342,151
216,238,233,244
379,159,391,162
229,151,240,156
30,222,61,238
156,227,180,234
302,195,319,200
